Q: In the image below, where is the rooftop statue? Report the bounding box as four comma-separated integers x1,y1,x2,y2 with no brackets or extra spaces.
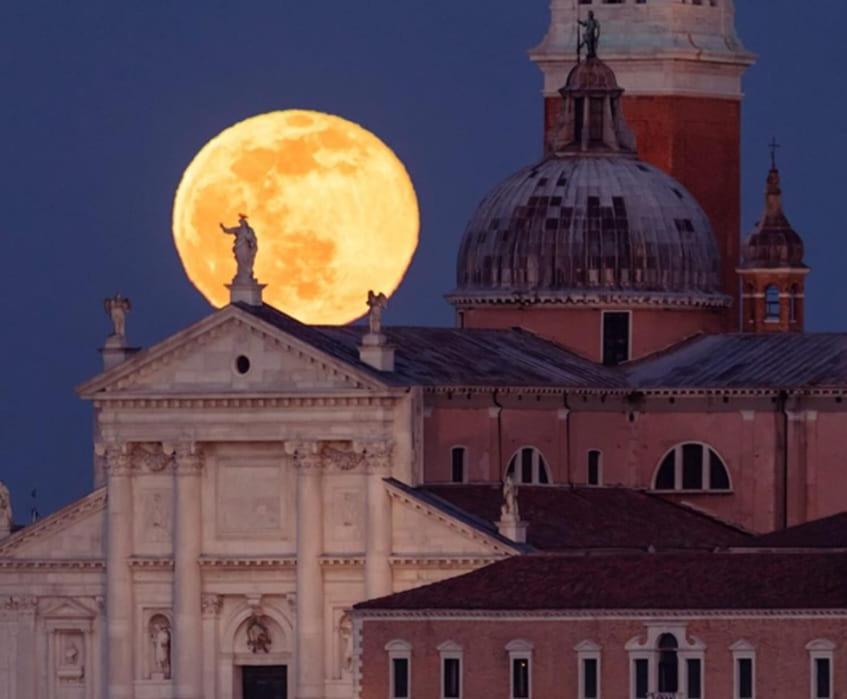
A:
366,290,388,336
104,294,131,339
579,11,600,60
501,474,519,521
0,481,11,533
220,214,258,284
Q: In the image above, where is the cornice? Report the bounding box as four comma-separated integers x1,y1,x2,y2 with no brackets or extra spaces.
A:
423,386,847,399
320,556,366,569
92,394,399,410
0,559,105,571
0,489,107,556
129,557,174,570
355,608,847,621
198,556,297,570
389,556,504,569
446,289,731,311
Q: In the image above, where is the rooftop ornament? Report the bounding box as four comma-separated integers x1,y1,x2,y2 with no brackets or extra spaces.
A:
578,11,600,61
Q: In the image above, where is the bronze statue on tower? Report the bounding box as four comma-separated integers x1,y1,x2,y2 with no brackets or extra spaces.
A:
579,11,600,60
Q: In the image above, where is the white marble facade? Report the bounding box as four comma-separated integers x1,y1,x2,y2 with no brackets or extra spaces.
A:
0,306,515,699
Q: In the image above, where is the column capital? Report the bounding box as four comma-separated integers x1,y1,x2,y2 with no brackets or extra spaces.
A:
201,593,223,618
285,441,324,471
167,442,204,475
99,442,134,477
358,440,394,474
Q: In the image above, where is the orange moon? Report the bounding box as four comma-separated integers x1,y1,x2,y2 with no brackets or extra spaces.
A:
172,110,420,324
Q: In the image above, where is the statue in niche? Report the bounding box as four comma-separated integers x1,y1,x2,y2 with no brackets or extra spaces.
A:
501,474,519,521
246,615,272,654
0,481,11,534
57,636,84,681
149,616,172,679
220,214,258,284
366,290,388,335
104,294,131,339
338,612,354,677
579,11,601,60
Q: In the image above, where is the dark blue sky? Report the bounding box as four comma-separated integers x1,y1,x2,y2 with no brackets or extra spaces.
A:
1,1,845,516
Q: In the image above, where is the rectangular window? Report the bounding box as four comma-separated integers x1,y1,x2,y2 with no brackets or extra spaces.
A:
442,657,460,699
588,451,601,486
602,312,630,367
815,658,831,698
687,658,702,699
634,659,649,699
682,443,704,489
589,98,604,143
512,657,530,699
521,449,533,484
737,658,753,699
583,658,598,698
451,447,465,483
392,657,409,699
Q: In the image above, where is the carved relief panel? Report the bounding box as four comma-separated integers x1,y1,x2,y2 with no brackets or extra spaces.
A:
216,458,291,540
326,486,365,550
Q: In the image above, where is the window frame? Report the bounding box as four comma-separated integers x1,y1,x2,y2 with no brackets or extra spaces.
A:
450,445,468,484
576,640,601,699
731,640,756,699
626,624,705,699
505,447,552,485
601,309,632,367
807,639,835,699
438,641,463,699
652,442,733,493
385,640,412,699
506,639,533,699
765,285,781,322
587,450,603,487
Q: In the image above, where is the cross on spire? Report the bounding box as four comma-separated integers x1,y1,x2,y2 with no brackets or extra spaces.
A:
769,137,781,170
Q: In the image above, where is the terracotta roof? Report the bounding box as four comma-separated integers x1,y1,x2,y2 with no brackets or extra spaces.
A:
355,552,847,612
420,484,750,551
749,512,847,549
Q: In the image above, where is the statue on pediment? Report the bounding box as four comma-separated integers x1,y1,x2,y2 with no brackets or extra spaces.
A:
220,214,259,284
0,482,11,535
501,474,519,521
104,294,131,339
366,290,388,335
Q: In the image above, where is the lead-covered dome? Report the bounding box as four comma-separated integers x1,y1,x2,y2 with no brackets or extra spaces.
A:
453,157,723,303
450,57,727,309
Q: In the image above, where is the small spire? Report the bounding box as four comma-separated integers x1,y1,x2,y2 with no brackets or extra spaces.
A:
769,136,781,171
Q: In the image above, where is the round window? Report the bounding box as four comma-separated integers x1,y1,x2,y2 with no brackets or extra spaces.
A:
235,355,251,375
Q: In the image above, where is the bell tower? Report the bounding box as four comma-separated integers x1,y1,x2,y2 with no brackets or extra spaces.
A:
738,151,809,333
530,0,755,326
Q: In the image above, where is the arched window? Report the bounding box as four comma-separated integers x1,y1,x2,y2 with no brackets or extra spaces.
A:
654,443,731,492
587,450,602,486
657,634,679,694
450,446,467,484
506,447,551,485
765,285,781,321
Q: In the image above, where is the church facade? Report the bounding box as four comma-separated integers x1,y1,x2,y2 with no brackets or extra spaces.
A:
1,2,846,699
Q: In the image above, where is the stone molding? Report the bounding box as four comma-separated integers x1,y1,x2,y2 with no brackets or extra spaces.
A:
319,557,366,569
198,556,297,570
285,440,394,474
91,394,398,410
354,608,847,620
201,594,223,618
131,442,172,473
0,595,38,611
0,559,105,571
389,556,504,569
0,488,106,555
129,557,174,570
426,385,847,399
103,443,134,476
170,442,204,475
446,289,732,310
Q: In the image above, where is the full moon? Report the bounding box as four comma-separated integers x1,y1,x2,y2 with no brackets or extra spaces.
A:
173,110,419,324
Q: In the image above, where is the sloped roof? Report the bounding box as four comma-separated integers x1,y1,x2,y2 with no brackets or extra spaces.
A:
240,304,624,389
626,333,847,391
749,512,847,549
355,552,847,612
421,484,750,551
239,304,847,392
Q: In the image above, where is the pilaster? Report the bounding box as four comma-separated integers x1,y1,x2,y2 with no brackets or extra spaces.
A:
201,594,223,699
363,441,394,600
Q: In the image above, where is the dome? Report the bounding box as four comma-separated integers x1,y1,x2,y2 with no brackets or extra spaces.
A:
564,59,619,92
742,167,806,269
453,156,726,305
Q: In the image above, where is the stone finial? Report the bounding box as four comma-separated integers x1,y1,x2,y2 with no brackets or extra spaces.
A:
497,475,528,544
101,294,140,370
0,481,12,539
221,214,266,306
359,290,395,372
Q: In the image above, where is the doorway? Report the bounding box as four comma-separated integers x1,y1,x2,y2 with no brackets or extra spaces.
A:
242,665,287,699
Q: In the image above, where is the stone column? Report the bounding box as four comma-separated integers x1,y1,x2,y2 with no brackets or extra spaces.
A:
201,594,222,699
104,444,135,699
15,596,37,699
291,442,325,699
365,441,394,600
173,443,204,699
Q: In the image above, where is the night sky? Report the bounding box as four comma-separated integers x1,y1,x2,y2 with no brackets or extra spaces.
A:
1,1,845,517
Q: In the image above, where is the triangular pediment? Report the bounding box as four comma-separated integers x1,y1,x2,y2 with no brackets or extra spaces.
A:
78,305,387,397
0,489,106,559
387,480,521,558
40,597,97,620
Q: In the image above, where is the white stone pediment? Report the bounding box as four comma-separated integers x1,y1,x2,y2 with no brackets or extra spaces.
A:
387,481,520,558
40,597,97,621
77,306,387,398
0,489,105,560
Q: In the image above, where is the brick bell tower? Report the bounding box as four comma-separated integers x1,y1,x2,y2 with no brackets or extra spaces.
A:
738,151,809,333
530,0,755,327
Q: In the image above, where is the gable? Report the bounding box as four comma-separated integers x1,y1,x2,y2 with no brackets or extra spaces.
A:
78,306,387,398
388,483,518,558
0,490,105,560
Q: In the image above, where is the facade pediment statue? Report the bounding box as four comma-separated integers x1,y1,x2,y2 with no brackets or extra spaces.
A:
246,615,272,654
104,294,131,339
220,214,259,285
